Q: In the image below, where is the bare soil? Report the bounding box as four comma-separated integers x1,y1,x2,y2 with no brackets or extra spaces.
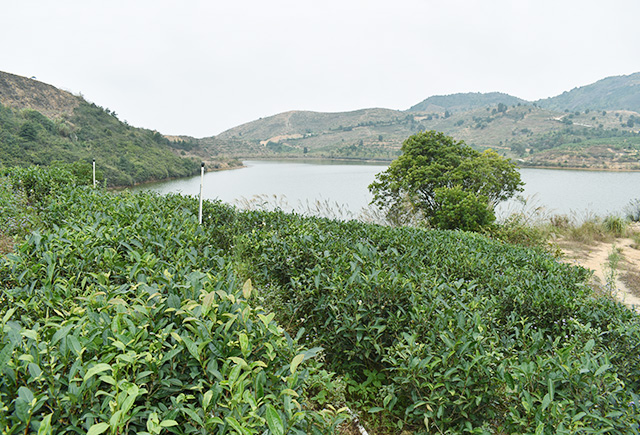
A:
559,235,640,311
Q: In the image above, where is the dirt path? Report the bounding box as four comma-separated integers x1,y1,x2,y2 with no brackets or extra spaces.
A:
562,237,640,311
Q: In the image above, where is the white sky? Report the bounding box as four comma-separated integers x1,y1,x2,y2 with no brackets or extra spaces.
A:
3,0,640,138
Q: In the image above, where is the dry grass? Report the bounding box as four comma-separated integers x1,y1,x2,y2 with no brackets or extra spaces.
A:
620,270,640,298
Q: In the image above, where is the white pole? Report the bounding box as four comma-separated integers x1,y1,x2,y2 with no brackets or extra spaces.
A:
198,162,205,225
92,159,96,188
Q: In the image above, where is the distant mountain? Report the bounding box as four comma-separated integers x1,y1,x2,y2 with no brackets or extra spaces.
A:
217,108,406,140
4,69,639,177
535,72,640,112
203,72,640,170
407,92,527,113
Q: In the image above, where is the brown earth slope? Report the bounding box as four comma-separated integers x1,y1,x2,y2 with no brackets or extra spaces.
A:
0,71,80,118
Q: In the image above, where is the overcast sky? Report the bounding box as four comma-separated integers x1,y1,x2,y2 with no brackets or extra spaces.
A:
3,0,640,138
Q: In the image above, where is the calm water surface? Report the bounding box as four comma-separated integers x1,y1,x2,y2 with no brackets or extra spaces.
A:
134,160,640,219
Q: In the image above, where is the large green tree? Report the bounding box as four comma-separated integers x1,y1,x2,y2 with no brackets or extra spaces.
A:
369,130,523,228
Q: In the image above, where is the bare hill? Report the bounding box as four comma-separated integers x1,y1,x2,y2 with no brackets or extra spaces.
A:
217,108,406,141
0,71,80,118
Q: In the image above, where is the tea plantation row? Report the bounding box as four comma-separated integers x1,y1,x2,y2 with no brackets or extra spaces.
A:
1,167,639,433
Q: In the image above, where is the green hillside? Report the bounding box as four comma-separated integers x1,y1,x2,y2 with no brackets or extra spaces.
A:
537,72,640,113
0,100,200,186
199,72,640,170
408,91,527,113
0,71,235,186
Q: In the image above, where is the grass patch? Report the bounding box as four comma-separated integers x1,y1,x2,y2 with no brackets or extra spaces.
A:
621,270,640,298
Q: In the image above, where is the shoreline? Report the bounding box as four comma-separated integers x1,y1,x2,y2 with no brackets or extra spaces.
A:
518,163,640,173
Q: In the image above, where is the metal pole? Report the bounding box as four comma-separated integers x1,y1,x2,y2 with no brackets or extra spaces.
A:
92,159,96,188
198,162,205,225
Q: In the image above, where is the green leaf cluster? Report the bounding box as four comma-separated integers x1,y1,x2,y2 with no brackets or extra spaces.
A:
235,210,640,432
0,180,346,434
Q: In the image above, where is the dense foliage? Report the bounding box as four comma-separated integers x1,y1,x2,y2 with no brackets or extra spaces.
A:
0,101,198,186
369,131,523,229
2,167,640,433
0,173,346,434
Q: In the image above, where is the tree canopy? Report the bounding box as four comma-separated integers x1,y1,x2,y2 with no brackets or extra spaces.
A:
369,130,523,229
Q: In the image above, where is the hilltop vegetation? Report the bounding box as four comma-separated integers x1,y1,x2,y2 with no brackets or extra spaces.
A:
2,69,640,175
1,167,640,433
408,92,527,113
537,72,640,113
0,100,201,186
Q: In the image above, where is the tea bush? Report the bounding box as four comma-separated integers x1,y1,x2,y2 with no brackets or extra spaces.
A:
2,168,640,434
0,183,345,434
234,209,640,432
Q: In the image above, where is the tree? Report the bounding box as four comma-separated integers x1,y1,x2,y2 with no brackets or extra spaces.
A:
369,130,523,228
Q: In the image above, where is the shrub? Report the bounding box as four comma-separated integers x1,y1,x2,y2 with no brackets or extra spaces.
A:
0,187,346,434
3,180,640,434
625,198,640,222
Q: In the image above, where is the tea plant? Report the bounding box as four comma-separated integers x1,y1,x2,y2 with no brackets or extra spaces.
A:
235,208,640,432
2,168,640,434
0,179,346,434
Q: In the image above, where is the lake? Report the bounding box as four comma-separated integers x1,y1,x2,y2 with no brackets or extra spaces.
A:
134,160,640,220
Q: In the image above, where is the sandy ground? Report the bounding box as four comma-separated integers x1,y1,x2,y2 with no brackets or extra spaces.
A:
562,237,640,311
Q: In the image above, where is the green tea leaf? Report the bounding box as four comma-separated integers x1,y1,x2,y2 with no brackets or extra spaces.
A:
28,363,42,379
280,388,299,397
83,363,112,381
242,279,252,299
1,307,16,325
258,313,275,328
290,353,305,374
51,324,73,346
37,413,53,435
265,404,284,435
18,386,34,403
229,356,248,368
202,290,216,314
86,422,109,435
239,332,249,356
202,390,213,410
584,339,595,352
595,364,611,376
0,343,13,369
160,420,178,428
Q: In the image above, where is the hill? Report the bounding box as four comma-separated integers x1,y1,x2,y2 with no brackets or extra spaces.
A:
536,72,640,113
0,71,239,186
408,91,527,113
203,73,640,170
0,71,80,118
205,104,640,169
